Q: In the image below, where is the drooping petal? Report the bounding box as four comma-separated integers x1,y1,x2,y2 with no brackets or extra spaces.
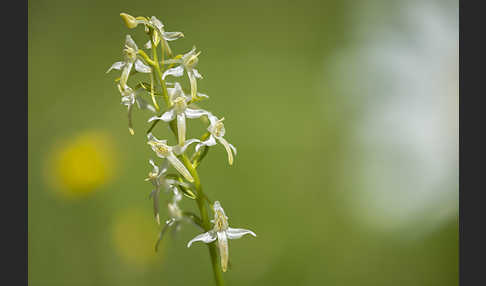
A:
163,31,184,41
167,153,194,182
195,135,217,152
155,218,175,252
134,59,152,73
148,109,175,123
229,143,237,155
217,231,229,272
185,108,209,119
192,68,203,79
152,187,161,224
187,231,217,247
176,113,186,146
226,227,257,240
187,70,198,99
162,65,184,80
120,62,133,89
127,103,134,135
106,61,125,73
218,137,235,165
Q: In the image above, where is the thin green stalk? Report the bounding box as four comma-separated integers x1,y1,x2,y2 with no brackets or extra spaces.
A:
181,155,225,286
150,41,225,285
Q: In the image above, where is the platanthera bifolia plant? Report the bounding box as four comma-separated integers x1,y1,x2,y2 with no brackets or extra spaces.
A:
106,13,257,285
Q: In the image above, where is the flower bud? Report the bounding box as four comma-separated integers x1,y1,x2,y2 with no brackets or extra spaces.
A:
120,13,138,29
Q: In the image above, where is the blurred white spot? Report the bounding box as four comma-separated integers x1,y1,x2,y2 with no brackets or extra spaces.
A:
325,1,458,236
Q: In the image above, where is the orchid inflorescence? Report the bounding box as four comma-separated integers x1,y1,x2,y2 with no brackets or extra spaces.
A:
107,12,256,285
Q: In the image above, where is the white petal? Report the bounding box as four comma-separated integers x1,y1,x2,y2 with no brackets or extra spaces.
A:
144,40,152,49
162,65,184,80
148,109,175,122
176,113,186,146
174,138,201,155
163,31,184,41
188,71,198,99
196,92,209,99
134,59,152,73
125,34,138,51
148,159,159,174
185,108,209,119
219,137,235,165
127,104,134,135
150,16,164,30
167,154,194,182
120,62,133,89
187,231,217,247
207,113,219,126
217,231,229,272
229,143,237,155
192,68,203,79
226,227,257,240
106,61,125,73
195,135,217,152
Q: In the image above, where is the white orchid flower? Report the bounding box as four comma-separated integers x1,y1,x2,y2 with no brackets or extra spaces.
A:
143,16,184,56
146,158,192,224
196,113,237,165
118,84,156,135
162,46,203,99
148,82,209,146
146,133,199,182
187,201,256,272
154,185,187,252
106,35,152,89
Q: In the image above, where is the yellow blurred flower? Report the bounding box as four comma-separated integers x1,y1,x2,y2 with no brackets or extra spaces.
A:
112,208,163,266
46,130,116,199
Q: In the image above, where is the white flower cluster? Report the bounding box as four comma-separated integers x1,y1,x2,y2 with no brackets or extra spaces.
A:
107,13,256,274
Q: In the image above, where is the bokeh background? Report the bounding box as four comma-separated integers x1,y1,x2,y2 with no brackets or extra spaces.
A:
28,0,458,285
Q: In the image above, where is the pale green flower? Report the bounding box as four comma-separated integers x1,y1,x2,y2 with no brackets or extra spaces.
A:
145,158,189,225
187,201,256,272
162,46,203,99
196,113,237,165
107,35,152,89
146,133,199,182
119,84,155,135
148,82,209,146
143,16,184,56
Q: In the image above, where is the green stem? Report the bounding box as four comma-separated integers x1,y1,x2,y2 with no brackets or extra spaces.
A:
146,30,224,286
181,155,225,286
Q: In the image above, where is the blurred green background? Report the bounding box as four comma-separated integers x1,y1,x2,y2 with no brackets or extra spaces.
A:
28,0,458,285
